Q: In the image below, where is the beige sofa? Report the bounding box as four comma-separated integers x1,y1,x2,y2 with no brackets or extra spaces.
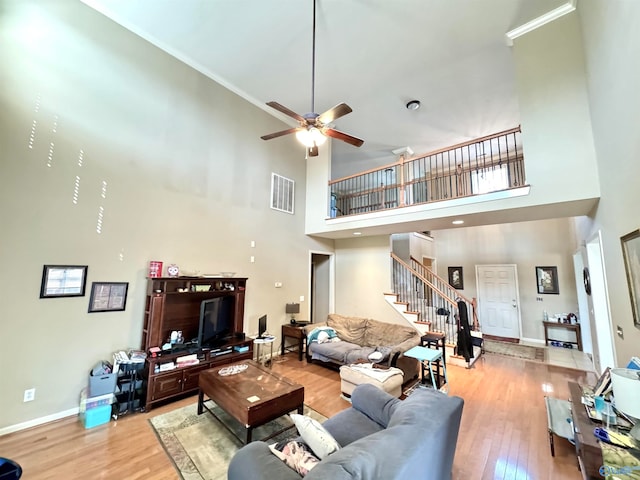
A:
304,314,420,382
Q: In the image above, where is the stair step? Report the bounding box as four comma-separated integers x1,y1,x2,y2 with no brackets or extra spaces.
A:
393,301,409,307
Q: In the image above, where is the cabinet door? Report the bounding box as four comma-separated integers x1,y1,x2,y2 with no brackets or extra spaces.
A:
150,371,182,401
182,364,210,392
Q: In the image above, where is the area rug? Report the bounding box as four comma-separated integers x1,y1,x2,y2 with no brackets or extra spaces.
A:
149,402,326,480
483,339,546,362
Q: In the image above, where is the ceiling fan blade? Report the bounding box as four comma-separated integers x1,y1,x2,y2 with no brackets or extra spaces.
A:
317,103,353,125
260,127,301,141
323,128,364,147
266,102,307,123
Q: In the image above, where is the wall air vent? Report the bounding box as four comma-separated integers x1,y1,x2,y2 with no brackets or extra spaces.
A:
271,173,295,214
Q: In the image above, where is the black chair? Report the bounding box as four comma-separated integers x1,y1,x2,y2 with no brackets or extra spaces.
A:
0,458,22,479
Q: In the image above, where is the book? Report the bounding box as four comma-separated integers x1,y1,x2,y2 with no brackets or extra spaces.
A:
594,367,612,397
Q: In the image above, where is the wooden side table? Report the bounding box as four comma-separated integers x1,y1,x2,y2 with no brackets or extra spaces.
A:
281,324,307,361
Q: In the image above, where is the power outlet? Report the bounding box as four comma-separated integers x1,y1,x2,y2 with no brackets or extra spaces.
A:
23,388,35,402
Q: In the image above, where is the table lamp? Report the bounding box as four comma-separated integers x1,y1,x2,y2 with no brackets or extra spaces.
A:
286,303,300,324
611,368,640,440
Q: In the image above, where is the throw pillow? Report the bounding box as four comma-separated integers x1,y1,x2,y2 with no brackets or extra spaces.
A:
290,413,341,459
269,440,320,476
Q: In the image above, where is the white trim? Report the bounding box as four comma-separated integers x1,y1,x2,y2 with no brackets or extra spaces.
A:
0,407,79,436
308,250,335,323
505,0,577,46
521,337,546,345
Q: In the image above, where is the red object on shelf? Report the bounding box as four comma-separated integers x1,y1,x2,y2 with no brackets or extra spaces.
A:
148,261,163,278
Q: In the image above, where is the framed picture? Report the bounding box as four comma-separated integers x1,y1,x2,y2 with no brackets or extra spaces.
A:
536,266,559,295
40,265,88,298
448,266,464,290
621,229,640,329
88,282,129,313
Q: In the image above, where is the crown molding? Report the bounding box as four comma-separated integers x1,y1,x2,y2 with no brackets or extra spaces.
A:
505,0,577,46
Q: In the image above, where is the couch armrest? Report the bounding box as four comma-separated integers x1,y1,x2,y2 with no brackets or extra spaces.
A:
385,334,420,366
228,441,302,480
350,383,400,428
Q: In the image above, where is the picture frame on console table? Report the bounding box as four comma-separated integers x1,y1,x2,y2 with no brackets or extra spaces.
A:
536,266,559,295
88,282,129,313
40,265,88,298
621,229,640,329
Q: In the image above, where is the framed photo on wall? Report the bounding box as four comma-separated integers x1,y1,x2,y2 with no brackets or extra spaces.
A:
88,282,129,313
40,265,88,298
621,229,640,329
536,266,559,294
448,266,464,290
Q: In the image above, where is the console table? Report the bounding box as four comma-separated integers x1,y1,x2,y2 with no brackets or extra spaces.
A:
543,321,582,351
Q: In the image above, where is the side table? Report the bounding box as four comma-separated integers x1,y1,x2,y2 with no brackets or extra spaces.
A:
253,336,276,368
404,345,449,392
281,324,307,361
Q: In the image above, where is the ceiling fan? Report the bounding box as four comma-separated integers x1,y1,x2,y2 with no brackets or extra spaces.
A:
260,0,364,157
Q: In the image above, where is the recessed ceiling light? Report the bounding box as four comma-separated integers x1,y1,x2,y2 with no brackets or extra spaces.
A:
452,220,464,225
353,232,362,235
406,100,420,111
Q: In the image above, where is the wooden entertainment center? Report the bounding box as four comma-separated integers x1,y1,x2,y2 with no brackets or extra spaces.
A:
141,276,252,410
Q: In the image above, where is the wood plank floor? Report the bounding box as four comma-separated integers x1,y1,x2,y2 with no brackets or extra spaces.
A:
0,352,597,479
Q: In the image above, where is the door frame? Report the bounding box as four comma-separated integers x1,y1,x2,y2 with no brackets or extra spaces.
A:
308,250,335,324
475,264,523,340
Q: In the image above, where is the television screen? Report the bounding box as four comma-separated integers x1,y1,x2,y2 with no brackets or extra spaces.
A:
198,296,234,348
258,314,267,338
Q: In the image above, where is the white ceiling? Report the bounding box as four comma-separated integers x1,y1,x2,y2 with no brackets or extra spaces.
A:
82,0,569,178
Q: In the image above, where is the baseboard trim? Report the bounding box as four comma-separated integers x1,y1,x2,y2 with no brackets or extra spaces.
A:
0,407,79,437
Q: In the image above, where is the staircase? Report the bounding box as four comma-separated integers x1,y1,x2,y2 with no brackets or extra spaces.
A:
387,253,483,368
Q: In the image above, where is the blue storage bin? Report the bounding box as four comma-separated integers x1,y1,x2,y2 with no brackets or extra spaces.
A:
81,404,111,429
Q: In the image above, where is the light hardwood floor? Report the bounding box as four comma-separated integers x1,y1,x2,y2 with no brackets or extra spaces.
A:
0,352,596,479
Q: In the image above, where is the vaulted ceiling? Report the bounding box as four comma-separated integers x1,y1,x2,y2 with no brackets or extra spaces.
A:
82,0,570,178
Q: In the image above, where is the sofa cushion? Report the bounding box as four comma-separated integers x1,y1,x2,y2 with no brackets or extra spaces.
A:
291,414,341,460
327,314,368,344
361,318,417,349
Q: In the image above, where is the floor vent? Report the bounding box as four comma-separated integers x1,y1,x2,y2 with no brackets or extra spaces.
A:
271,173,294,214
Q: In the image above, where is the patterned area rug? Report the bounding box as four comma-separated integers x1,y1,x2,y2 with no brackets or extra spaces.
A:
483,339,546,362
149,402,326,480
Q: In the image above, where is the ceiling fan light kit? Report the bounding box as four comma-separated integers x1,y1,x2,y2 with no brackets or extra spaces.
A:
260,0,363,157
296,127,327,147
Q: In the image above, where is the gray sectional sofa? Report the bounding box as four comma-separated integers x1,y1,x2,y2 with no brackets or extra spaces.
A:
227,383,464,480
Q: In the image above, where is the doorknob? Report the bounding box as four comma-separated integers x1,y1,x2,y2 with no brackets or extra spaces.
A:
512,301,517,308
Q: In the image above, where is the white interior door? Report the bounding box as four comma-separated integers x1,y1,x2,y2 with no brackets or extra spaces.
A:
476,264,521,339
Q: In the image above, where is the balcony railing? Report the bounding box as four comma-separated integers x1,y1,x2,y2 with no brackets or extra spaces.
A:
329,126,524,217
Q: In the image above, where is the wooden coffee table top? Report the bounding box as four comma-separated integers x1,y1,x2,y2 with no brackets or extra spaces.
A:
199,360,304,427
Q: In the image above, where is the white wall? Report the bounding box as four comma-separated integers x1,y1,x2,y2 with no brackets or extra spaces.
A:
575,0,640,365
334,235,405,325
433,219,579,340
0,0,332,429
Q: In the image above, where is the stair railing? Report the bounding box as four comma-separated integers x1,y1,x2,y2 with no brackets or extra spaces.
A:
409,256,480,331
391,253,458,343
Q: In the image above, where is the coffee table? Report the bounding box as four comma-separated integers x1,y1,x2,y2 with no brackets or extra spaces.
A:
197,360,304,443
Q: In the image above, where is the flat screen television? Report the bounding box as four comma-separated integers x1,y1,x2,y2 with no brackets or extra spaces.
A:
198,296,234,348
258,314,267,339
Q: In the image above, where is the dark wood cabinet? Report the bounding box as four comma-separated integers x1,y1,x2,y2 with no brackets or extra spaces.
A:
141,276,250,410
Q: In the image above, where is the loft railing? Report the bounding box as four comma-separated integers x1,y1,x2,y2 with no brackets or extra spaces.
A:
390,253,480,347
329,126,524,217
